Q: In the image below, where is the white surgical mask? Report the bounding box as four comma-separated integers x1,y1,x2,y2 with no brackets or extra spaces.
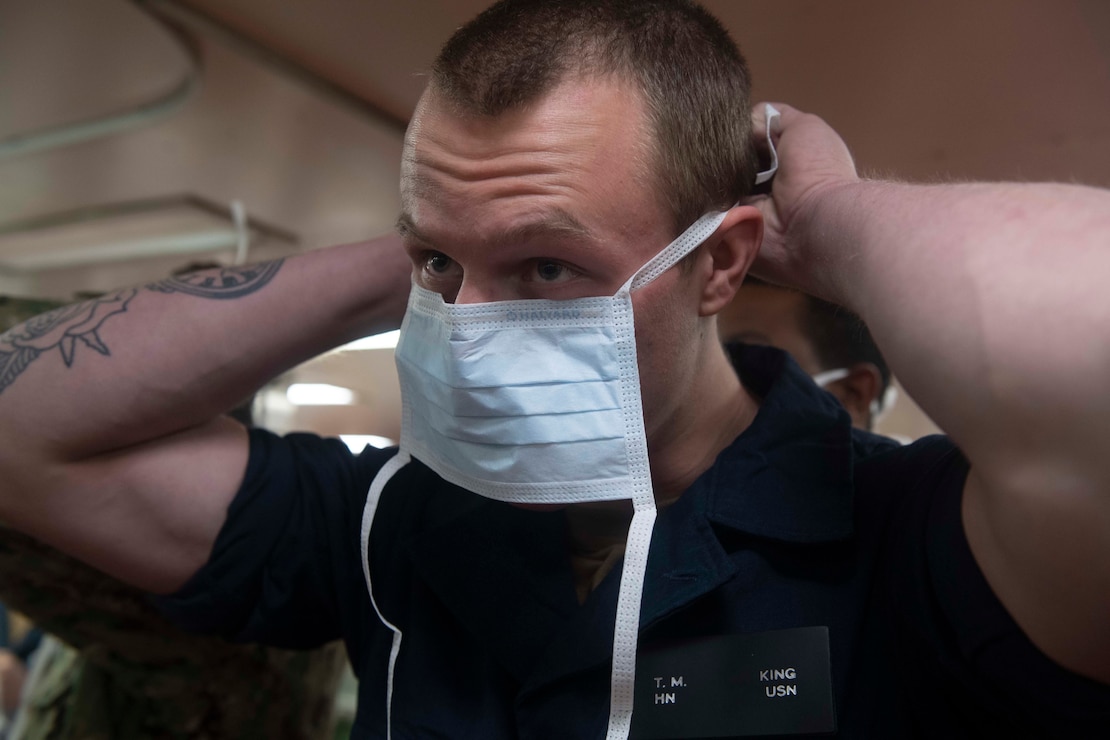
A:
361,104,780,740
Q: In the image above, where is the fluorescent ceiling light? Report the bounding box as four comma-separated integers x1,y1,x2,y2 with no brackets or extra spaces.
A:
335,329,400,351
339,434,396,453
286,382,356,406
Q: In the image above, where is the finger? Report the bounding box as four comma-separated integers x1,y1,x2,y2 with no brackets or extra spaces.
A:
740,191,769,206
740,194,783,235
750,101,795,141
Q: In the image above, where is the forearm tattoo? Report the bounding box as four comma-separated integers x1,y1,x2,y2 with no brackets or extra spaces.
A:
0,260,284,396
146,260,284,299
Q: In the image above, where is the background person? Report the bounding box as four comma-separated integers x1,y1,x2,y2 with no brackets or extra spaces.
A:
718,276,892,431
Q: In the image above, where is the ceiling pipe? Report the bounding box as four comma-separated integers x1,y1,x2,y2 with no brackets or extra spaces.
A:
0,3,203,161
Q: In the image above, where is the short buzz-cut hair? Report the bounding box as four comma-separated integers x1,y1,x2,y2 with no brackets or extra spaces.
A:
430,0,757,235
803,295,892,395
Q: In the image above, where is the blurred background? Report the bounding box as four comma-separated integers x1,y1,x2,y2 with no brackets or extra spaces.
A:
2,0,1109,445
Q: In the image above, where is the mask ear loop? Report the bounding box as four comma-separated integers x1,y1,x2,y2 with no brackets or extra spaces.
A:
812,368,851,388
602,208,722,737
628,209,731,292
754,103,781,187
604,209,715,736
361,451,412,740
628,103,780,295
604,503,657,739
604,259,661,738
607,108,783,737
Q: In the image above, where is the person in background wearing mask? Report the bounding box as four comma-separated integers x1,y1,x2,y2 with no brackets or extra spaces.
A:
0,1,1108,738
718,276,893,431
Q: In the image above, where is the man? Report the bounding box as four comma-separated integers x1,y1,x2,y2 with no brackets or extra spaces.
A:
718,277,892,430
0,1,1108,738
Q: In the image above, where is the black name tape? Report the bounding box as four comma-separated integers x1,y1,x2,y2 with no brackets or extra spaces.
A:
630,626,836,738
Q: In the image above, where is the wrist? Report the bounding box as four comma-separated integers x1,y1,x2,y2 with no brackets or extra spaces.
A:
776,178,863,307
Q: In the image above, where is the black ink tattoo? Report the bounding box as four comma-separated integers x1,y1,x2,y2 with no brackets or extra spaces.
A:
0,289,136,395
0,345,40,396
147,260,284,299
0,260,285,396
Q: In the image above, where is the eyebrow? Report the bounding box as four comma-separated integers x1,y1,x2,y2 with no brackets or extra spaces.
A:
396,208,595,249
395,213,426,243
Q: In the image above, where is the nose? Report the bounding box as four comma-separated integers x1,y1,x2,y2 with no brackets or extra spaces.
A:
453,277,504,305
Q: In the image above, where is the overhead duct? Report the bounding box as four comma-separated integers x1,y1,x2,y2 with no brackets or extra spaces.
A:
0,195,296,274
0,2,202,161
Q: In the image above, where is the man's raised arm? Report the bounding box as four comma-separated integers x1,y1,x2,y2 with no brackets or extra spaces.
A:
747,103,1110,683
0,236,411,594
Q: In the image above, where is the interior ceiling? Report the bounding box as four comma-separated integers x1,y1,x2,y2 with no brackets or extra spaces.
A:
178,0,1110,181
4,0,1110,290
1,0,1108,441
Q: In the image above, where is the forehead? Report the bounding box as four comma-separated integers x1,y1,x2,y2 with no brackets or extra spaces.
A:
399,76,671,259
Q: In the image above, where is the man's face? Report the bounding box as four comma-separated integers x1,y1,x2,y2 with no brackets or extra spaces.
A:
398,77,711,440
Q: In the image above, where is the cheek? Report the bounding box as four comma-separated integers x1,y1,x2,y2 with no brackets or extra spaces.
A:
633,269,704,346
631,278,703,412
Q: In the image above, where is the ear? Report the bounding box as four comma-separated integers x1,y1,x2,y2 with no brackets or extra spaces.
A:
698,205,763,317
827,362,883,430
